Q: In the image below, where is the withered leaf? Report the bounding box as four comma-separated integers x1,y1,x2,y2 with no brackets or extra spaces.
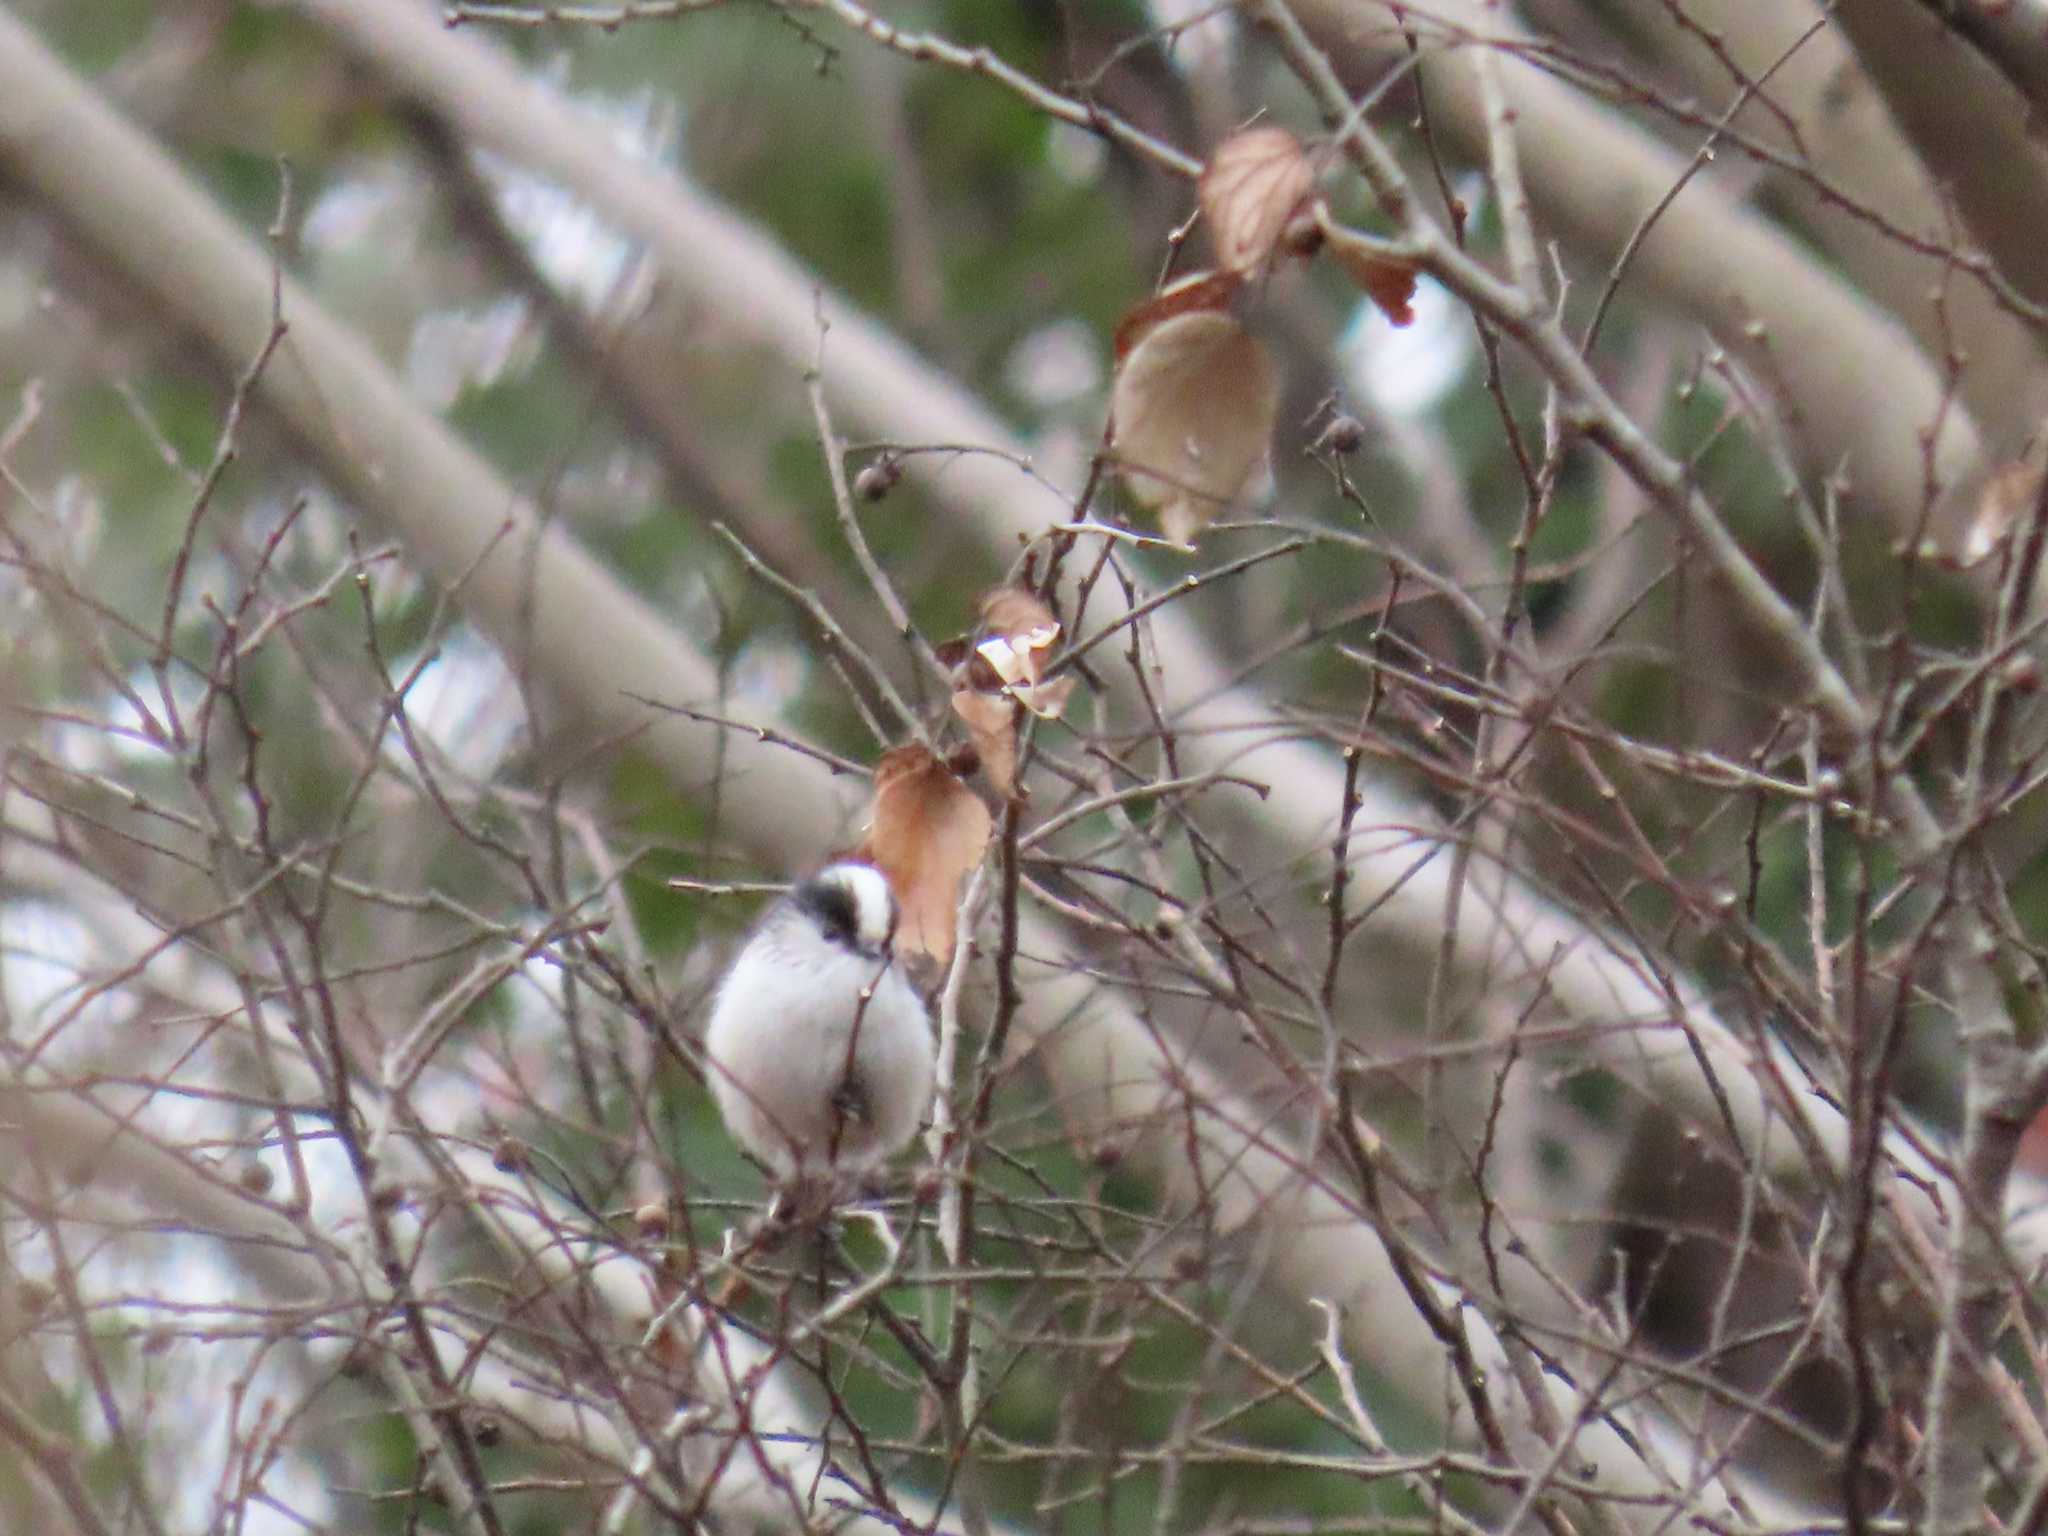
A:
974,587,1076,720
949,688,1022,800
1109,310,1279,546
1201,124,1316,278
979,585,1058,644
1324,225,1419,328
984,660,1077,721
1112,269,1241,362
859,744,993,969
1966,457,2046,563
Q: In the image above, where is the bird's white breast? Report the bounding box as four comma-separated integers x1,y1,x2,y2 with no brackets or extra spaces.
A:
702,906,934,1177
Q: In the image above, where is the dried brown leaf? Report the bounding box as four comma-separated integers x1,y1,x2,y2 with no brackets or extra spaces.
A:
859,744,993,968
1201,125,1316,278
1966,457,2046,563
1326,234,1419,328
1112,269,1241,361
1006,670,1076,720
949,688,1022,799
978,586,1058,644
974,587,1075,719
1109,310,1279,546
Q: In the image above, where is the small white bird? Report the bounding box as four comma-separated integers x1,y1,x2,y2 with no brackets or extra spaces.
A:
703,861,935,1183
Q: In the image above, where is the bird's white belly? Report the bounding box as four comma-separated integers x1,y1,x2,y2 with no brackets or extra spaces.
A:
704,938,933,1176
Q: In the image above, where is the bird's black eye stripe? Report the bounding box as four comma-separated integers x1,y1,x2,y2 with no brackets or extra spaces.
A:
795,879,862,951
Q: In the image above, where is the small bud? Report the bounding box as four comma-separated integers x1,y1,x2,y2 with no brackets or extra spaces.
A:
944,743,982,780
1280,211,1324,259
370,1182,404,1214
474,1416,502,1449
633,1202,670,1241
1169,1246,1205,1281
855,457,902,503
1319,414,1366,455
912,1168,945,1205
239,1160,275,1195
1090,1141,1124,1170
13,1278,53,1320
491,1136,527,1174
2001,654,2042,694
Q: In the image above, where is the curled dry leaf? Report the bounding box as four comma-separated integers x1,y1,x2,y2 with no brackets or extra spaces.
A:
1109,310,1279,546
979,584,1058,643
1324,223,1420,328
1201,124,1316,278
1317,204,1418,326
859,744,993,969
950,688,1020,800
1112,268,1241,362
943,586,1075,797
975,586,1076,720
1966,455,2046,563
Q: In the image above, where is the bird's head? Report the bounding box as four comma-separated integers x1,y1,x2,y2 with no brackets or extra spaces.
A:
792,861,899,961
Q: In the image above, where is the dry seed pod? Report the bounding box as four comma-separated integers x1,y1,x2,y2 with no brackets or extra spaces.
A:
859,744,993,968
1109,309,1279,546
1318,415,1366,456
1201,125,1316,278
855,456,902,503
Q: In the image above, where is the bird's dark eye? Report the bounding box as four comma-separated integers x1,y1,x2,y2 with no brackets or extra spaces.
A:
795,879,862,951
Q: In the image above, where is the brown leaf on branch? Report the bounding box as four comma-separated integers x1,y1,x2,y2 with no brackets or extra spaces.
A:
859,744,992,969
1111,268,1241,361
949,688,1021,799
1200,125,1316,278
941,586,1075,797
1964,452,2046,563
1324,226,1420,328
978,585,1059,647
1109,309,1279,546
974,586,1075,720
